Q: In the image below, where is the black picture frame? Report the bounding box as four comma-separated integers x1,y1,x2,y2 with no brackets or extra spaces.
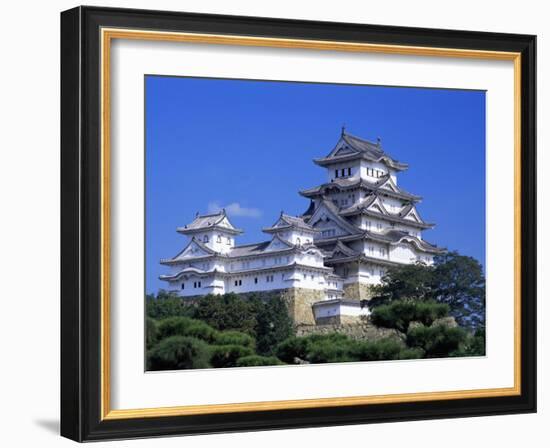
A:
61,5,536,442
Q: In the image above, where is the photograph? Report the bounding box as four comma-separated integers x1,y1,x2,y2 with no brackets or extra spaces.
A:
145,76,487,371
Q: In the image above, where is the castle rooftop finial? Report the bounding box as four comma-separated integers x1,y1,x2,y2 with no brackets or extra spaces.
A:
341,124,346,136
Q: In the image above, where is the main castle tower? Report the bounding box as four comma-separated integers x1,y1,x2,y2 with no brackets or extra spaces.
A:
299,128,444,300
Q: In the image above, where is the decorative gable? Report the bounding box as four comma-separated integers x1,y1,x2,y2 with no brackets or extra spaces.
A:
379,176,400,193
174,239,213,260
262,235,293,252
402,206,423,223
308,202,357,237
366,197,388,215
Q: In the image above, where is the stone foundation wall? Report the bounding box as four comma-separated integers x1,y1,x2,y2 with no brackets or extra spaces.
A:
280,288,325,325
315,315,363,326
343,282,375,301
295,318,405,345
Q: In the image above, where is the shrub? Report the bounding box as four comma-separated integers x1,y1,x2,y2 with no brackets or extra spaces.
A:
275,336,310,363
414,301,450,326
210,345,255,368
147,336,211,370
146,317,158,350
235,355,284,367
352,338,404,361
146,291,195,319
254,297,293,356
192,293,258,335
371,300,417,333
371,300,449,333
452,327,486,357
156,316,219,343
215,330,255,348
306,337,359,363
406,324,467,358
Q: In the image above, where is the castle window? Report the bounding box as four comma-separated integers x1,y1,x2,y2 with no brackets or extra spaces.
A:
347,167,351,176
198,281,201,287
335,169,339,178
181,283,185,290
296,237,301,246
226,237,231,245
203,235,209,243
234,280,238,286
254,277,258,284
216,235,222,243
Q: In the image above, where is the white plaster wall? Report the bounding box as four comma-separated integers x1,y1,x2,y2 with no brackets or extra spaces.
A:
359,160,394,182
326,162,361,182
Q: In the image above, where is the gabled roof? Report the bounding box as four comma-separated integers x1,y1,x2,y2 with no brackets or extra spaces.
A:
306,198,361,236
263,212,319,234
326,240,359,259
177,209,243,235
368,229,445,254
338,195,434,229
160,237,217,265
313,130,408,171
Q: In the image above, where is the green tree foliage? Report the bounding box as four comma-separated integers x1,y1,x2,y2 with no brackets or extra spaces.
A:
352,338,408,361
215,330,255,349
210,345,255,368
370,251,485,329
275,336,310,364
157,316,218,343
306,335,360,363
235,355,284,367
406,324,468,358
145,317,158,350
276,333,416,364
147,336,211,370
193,293,258,335
431,252,486,329
371,300,449,333
452,327,486,357
370,263,434,307
254,297,293,356
146,290,195,320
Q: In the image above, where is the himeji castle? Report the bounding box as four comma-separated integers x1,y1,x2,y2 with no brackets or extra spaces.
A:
160,129,444,325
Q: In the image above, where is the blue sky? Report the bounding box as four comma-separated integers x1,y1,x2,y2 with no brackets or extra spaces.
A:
145,76,486,294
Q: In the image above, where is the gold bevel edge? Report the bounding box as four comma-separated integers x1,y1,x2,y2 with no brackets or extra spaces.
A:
104,387,519,420
99,27,523,421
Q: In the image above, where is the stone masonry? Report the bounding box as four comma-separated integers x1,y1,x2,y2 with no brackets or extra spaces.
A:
343,282,375,301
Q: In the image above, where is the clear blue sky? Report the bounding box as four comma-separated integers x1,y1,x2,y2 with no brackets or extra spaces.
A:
145,76,486,294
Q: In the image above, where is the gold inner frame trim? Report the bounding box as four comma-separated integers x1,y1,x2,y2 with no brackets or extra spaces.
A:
100,27,522,420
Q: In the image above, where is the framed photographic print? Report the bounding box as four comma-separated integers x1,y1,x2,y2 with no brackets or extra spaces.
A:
60,6,536,442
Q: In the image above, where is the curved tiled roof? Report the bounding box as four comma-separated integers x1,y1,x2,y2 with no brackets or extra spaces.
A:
263,212,318,233
313,131,408,171
177,209,243,235
338,195,434,229
299,175,421,202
